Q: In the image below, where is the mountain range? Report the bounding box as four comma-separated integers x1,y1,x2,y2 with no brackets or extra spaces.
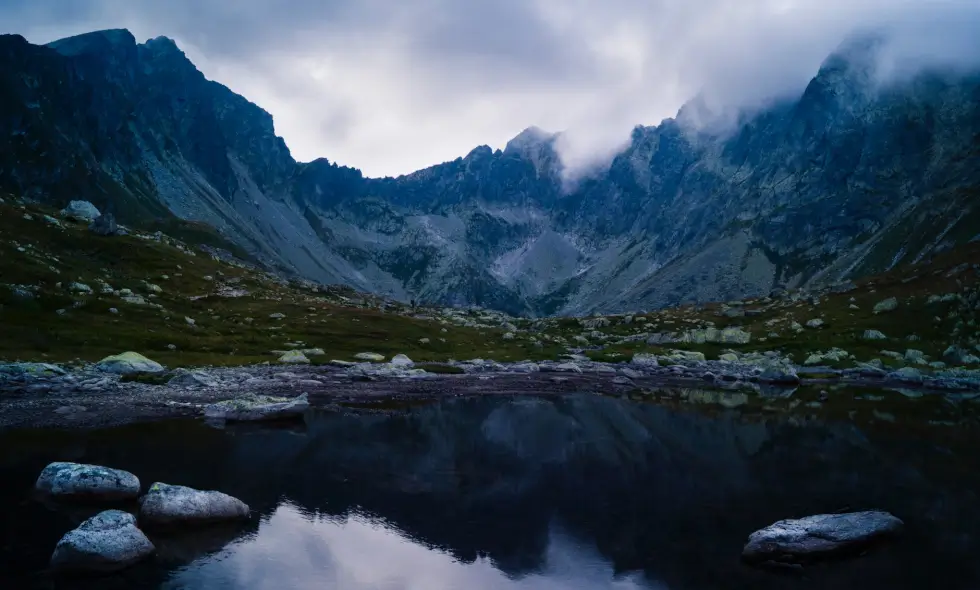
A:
1,29,978,316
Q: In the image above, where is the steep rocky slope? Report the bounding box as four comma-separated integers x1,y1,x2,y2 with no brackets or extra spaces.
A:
2,30,978,316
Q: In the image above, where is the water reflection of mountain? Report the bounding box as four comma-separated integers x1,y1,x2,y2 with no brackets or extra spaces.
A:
3,393,979,589
206,394,980,589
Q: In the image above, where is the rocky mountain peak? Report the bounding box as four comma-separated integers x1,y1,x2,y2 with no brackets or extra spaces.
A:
46,29,137,57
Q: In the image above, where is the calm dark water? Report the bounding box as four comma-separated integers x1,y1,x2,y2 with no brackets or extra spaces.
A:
1,390,980,590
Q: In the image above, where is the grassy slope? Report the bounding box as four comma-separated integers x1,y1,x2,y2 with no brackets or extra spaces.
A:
0,197,564,367
2,193,978,370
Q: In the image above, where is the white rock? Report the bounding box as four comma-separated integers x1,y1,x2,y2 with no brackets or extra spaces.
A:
36,462,140,500
278,350,310,364
96,352,164,375
631,353,659,367
390,354,414,367
61,200,101,222
50,510,154,572
139,483,249,526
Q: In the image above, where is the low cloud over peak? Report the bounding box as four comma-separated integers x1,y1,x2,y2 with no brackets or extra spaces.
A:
5,0,980,178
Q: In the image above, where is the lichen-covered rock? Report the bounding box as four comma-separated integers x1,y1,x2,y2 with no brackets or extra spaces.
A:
354,352,385,362
96,352,164,375
863,329,887,340
742,510,903,565
0,362,67,377
277,350,310,364
168,368,218,388
50,510,154,572
61,200,101,221
204,393,309,422
139,483,249,526
873,297,899,314
390,354,414,367
36,462,140,500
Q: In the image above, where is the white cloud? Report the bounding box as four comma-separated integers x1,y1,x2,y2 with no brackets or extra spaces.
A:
3,0,979,178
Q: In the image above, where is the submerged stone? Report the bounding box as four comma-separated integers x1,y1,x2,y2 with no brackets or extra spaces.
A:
139,483,249,526
742,510,904,565
36,462,140,500
50,510,154,572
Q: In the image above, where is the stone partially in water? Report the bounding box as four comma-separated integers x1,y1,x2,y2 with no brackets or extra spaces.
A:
759,365,800,384
50,510,154,572
742,510,904,565
96,352,164,375
139,483,249,526
36,462,140,500
204,393,309,422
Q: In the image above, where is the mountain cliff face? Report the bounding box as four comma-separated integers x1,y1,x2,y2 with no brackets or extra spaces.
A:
2,30,978,316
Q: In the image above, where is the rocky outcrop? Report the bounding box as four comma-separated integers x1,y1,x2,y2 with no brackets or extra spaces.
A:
139,483,249,526
742,510,904,565
50,510,154,572
35,462,141,500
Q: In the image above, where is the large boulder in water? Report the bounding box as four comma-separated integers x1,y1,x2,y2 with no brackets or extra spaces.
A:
203,393,309,422
96,352,165,375
36,462,141,500
742,510,904,565
139,483,249,526
61,200,101,222
50,510,154,572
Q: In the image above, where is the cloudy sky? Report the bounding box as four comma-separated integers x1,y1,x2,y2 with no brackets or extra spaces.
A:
3,0,979,177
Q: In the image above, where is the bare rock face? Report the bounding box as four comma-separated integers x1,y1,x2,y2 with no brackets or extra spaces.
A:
139,483,249,526
35,462,140,500
50,510,154,572
742,510,904,565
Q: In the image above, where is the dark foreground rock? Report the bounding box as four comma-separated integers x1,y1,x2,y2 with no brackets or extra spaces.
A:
35,462,141,500
742,510,904,565
139,483,250,526
50,510,154,572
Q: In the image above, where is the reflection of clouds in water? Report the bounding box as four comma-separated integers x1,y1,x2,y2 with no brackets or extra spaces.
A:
165,501,661,590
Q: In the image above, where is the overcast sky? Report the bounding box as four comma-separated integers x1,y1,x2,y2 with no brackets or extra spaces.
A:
3,0,980,177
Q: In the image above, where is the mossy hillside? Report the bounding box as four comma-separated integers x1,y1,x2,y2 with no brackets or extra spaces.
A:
0,198,564,367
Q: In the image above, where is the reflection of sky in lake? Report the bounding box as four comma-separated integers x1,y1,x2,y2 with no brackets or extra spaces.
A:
165,501,658,590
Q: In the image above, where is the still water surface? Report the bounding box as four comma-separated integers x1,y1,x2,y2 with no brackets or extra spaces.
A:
1,390,979,589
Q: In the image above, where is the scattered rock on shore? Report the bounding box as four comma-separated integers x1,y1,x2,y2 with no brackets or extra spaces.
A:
50,510,154,572
139,483,249,526
354,352,385,362
36,462,141,500
742,510,904,565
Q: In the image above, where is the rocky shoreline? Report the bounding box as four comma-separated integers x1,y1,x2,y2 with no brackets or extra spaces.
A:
3,354,979,431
